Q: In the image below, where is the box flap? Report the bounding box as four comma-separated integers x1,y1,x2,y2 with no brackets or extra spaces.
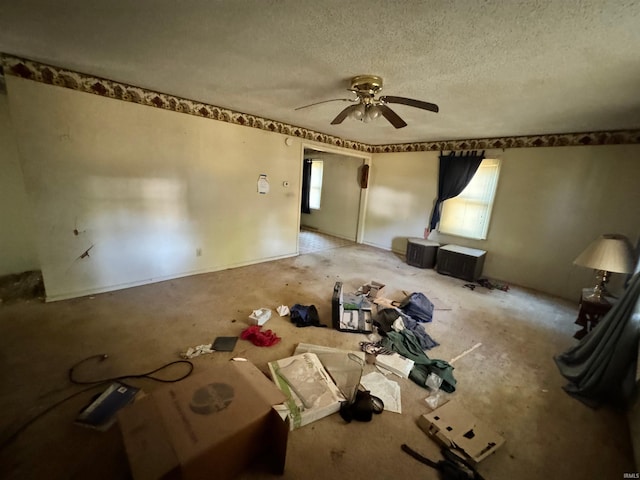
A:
265,408,289,474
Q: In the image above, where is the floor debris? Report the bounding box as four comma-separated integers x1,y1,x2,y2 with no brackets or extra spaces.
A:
360,371,402,414
211,336,238,352
240,325,281,346
181,344,214,359
249,308,272,325
449,343,483,364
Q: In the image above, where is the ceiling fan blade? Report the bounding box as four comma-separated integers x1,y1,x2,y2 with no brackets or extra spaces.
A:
378,105,407,129
295,98,353,110
380,95,439,113
331,104,358,125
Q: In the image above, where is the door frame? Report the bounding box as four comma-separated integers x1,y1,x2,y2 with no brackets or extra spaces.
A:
299,142,372,245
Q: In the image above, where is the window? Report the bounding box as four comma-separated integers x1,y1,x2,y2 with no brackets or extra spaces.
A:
439,158,500,240
309,160,324,209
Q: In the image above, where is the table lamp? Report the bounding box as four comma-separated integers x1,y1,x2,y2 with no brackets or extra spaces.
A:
573,233,635,302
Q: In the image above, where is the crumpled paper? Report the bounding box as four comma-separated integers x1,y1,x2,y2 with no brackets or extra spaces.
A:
276,305,290,316
181,344,214,359
249,308,272,326
391,317,405,332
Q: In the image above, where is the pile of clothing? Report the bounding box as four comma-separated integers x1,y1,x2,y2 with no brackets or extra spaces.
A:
368,292,456,393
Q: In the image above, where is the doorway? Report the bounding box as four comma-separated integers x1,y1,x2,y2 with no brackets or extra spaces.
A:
299,147,368,253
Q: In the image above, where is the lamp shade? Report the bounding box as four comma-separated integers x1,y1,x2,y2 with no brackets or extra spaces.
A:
573,234,635,273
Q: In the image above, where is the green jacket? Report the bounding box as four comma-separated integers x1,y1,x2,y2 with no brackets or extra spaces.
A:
381,329,457,393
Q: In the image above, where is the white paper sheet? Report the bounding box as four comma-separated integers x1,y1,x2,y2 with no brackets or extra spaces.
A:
360,371,402,414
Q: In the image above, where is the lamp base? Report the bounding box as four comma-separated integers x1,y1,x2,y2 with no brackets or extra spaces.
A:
584,270,611,304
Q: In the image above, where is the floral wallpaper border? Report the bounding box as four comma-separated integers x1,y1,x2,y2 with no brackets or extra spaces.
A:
370,128,640,153
3,54,640,153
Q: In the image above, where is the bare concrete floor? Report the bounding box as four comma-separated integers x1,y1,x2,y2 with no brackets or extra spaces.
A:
0,243,635,479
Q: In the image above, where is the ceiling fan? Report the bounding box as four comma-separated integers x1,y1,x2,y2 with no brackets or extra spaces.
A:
295,75,439,129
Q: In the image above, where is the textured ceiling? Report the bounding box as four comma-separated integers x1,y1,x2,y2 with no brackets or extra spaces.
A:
1,0,640,145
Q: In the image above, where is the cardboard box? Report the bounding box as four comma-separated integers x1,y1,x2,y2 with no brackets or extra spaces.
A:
118,361,289,480
362,280,385,298
268,352,345,430
417,400,504,465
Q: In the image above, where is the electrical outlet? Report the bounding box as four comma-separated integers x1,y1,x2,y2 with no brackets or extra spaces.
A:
196,248,202,257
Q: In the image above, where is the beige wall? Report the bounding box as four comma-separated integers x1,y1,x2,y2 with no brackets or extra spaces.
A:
6,76,306,300
364,150,439,252
0,91,39,275
300,151,364,240
364,146,640,300
6,74,640,302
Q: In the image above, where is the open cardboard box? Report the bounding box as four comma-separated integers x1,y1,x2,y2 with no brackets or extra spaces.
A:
268,352,345,430
417,400,505,465
118,361,289,480
362,280,385,298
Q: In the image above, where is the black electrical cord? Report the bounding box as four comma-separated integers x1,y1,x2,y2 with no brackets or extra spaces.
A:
0,354,194,452
68,353,194,385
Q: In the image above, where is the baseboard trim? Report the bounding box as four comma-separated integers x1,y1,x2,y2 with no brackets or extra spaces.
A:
45,252,298,302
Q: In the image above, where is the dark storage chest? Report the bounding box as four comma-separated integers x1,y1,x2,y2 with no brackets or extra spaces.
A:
437,245,486,282
406,238,440,268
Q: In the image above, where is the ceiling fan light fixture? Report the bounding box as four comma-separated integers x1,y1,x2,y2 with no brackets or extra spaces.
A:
350,103,366,121
297,74,439,129
365,105,381,122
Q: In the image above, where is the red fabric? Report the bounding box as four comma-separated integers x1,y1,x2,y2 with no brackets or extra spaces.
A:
240,325,281,347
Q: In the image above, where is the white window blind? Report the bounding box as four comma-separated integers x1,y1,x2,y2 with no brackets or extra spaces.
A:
309,160,324,210
439,158,500,240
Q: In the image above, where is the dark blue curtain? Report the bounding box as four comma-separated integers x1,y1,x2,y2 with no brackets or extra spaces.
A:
554,272,640,408
301,159,312,214
428,150,485,231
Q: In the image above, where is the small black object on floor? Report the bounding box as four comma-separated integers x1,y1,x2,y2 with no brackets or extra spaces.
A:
401,444,485,480
212,336,239,352
339,390,384,423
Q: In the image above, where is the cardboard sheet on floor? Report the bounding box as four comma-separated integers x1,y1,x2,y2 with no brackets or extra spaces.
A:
417,400,504,465
118,361,289,480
